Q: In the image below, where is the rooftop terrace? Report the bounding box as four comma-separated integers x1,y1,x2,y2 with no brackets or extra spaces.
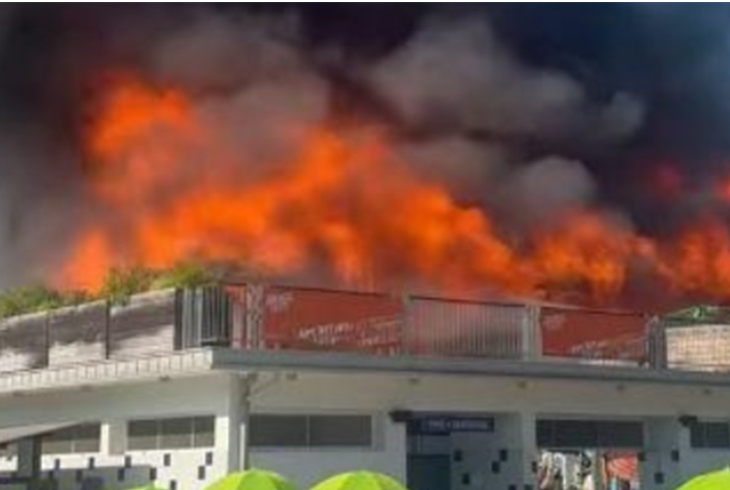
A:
0,283,721,375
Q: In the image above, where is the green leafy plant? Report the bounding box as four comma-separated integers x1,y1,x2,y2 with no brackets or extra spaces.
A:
0,262,222,319
150,261,215,290
99,266,158,305
0,285,91,319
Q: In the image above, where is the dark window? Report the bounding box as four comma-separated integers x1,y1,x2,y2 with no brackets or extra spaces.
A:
554,421,597,448
598,422,644,448
42,431,73,455
193,417,215,447
42,424,101,454
250,414,373,448
160,418,193,449
128,420,158,451
250,415,307,447
690,422,730,449
128,417,215,450
309,415,372,447
536,420,553,448
537,419,643,449
75,424,102,453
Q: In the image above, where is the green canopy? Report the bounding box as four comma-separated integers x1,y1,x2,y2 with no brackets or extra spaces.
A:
205,469,297,490
309,471,408,490
675,467,730,490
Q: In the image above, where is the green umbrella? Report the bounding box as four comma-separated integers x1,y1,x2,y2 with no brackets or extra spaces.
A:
310,471,407,490
206,469,297,490
676,467,730,490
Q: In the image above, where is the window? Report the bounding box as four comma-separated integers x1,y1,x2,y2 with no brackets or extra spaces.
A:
537,419,643,449
128,420,157,450
309,415,372,447
42,424,101,454
690,422,730,449
128,416,215,450
250,415,307,448
250,414,373,448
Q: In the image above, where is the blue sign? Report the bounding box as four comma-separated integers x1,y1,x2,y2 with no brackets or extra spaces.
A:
409,416,495,435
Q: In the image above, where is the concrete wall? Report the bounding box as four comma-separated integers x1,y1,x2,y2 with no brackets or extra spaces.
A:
0,375,233,490
251,413,406,488
2,368,730,490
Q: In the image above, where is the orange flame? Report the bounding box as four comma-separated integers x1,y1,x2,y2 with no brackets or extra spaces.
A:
53,75,730,305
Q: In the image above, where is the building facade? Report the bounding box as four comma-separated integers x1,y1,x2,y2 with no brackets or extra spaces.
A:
0,285,729,490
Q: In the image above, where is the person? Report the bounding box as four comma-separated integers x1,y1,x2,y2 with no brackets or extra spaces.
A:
539,451,566,490
539,452,559,490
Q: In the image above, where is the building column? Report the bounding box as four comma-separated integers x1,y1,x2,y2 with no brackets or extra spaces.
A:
642,417,687,490
222,374,242,473
16,436,41,487
219,373,254,473
498,412,538,490
101,419,126,456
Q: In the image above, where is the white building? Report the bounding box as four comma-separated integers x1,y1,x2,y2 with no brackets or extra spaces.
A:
0,284,729,490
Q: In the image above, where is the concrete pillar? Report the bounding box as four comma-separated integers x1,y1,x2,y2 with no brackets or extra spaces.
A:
16,436,41,484
498,412,538,489
221,373,254,473
224,374,243,473
642,417,686,490
101,419,126,456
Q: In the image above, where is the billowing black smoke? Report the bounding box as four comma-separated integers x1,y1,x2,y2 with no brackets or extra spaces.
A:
1,4,730,290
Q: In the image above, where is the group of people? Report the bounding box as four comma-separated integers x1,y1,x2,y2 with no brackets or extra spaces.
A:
538,451,633,490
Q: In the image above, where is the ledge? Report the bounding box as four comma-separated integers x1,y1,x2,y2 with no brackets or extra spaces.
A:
0,349,215,396
211,347,730,388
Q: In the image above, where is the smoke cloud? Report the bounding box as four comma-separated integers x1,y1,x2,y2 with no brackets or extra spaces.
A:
1,4,730,306
370,15,644,143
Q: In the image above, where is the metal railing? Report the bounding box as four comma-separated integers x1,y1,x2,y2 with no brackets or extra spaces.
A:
187,284,654,366
0,282,694,373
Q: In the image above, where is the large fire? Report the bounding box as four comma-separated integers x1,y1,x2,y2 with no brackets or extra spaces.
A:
53,75,730,306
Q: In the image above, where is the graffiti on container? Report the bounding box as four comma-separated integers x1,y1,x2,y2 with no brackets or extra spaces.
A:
540,309,648,362
265,291,294,313
294,316,402,346
261,288,405,353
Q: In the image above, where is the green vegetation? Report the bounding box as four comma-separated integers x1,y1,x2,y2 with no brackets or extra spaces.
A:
0,285,90,319
99,266,158,304
151,261,215,290
101,261,216,304
0,261,217,318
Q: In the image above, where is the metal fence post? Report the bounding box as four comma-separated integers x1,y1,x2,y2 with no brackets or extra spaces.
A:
521,304,541,361
647,316,668,370
245,284,265,349
401,293,412,356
